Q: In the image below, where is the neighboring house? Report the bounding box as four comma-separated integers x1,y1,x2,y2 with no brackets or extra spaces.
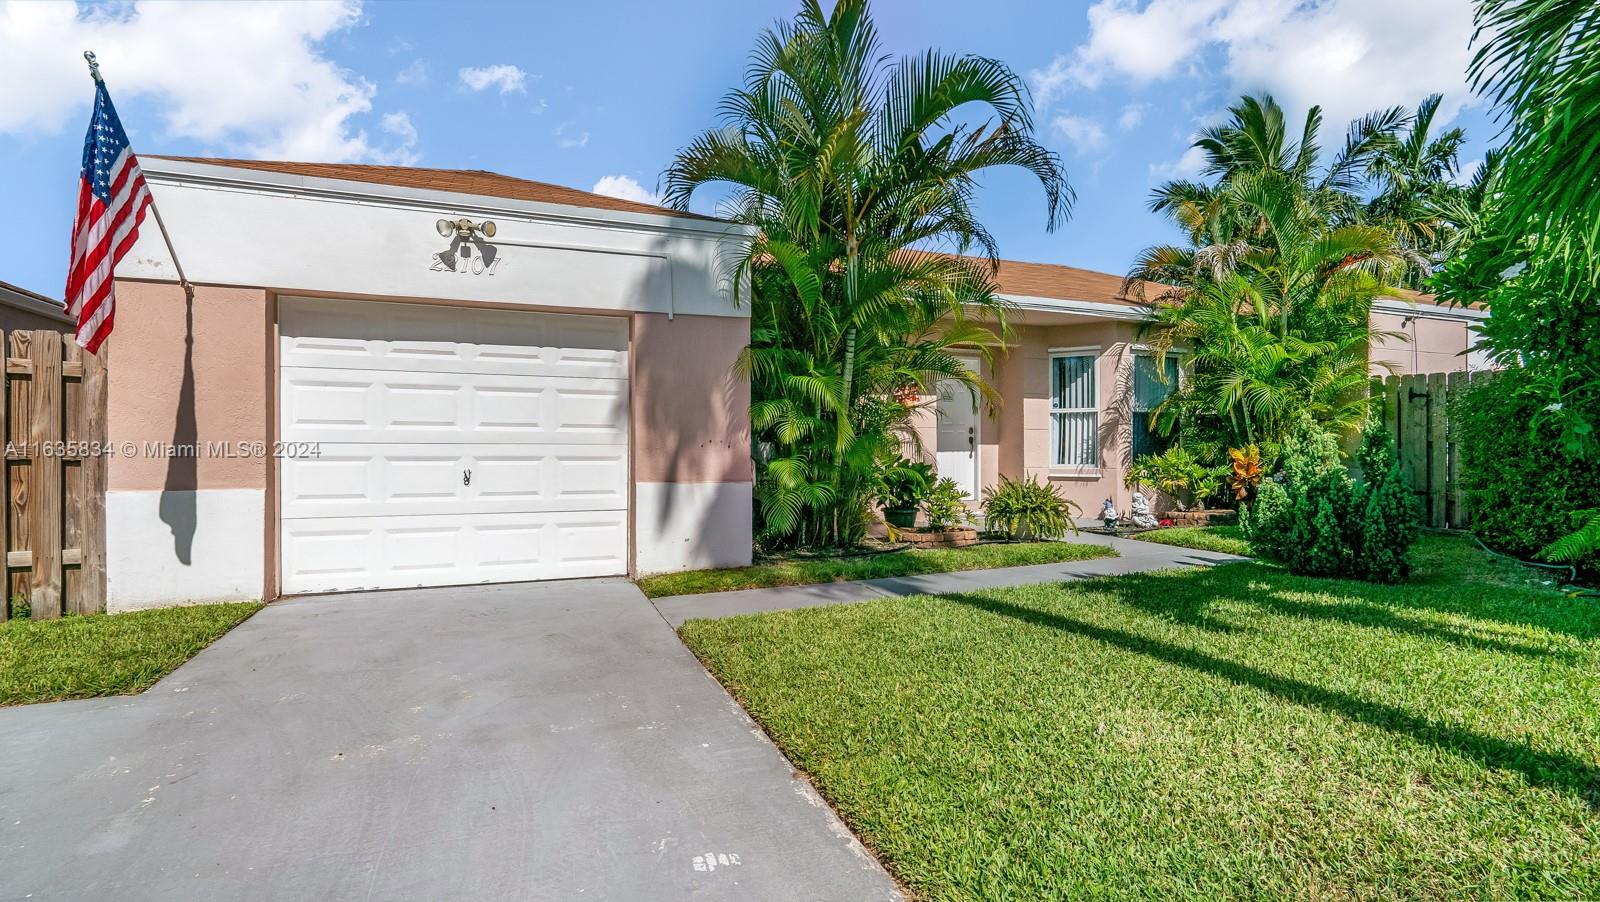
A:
108,157,754,609
906,259,1490,517
1370,292,1493,375
0,280,74,333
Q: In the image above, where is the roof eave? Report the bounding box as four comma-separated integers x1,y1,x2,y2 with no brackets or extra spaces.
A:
138,157,758,239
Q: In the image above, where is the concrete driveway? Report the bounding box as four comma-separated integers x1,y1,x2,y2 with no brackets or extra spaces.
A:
0,580,901,901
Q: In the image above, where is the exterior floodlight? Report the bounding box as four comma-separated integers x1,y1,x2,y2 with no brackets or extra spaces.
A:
433,217,497,240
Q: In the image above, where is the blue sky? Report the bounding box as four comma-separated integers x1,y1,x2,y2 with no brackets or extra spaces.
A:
0,0,1497,298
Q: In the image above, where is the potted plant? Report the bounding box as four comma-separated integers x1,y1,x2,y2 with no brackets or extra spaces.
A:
875,457,933,528
981,476,1079,541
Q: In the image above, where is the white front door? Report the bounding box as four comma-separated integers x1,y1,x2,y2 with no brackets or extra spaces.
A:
935,355,980,499
277,297,630,594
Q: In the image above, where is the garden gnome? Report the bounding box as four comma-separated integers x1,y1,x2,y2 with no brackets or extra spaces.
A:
1100,498,1120,530
1129,491,1159,529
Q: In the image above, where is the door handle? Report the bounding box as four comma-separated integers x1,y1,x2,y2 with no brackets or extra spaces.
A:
463,468,472,486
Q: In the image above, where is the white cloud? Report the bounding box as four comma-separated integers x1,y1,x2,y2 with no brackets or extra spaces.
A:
591,175,660,205
1038,0,1478,127
371,111,419,165
395,59,428,86
1051,114,1108,155
458,64,526,94
1150,144,1207,180
1032,0,1226,105
0,0,414,163
1118,103,1147,130
553,121,588,150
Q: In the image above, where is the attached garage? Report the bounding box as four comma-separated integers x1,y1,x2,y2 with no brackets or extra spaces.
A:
278,298,631,593
105,158,754,609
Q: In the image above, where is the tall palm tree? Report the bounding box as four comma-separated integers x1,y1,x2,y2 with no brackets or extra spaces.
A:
663,0,1070,547
1146,94,1403,267
1132,95,1412,450
1365,94,1471,286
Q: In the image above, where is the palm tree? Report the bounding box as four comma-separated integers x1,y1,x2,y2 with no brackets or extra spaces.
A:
1365,94,1470,286
1145,95,1403,269
663,0,1069,547
1131,95,1412,450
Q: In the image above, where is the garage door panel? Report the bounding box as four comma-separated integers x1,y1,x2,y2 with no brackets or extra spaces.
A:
280,297,628,379
279,298,631,593
280,444,627,518
280,511,628,594
282,368,627,445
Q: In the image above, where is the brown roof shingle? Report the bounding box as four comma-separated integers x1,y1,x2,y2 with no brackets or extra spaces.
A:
145,156,721,222
986,257,1155,306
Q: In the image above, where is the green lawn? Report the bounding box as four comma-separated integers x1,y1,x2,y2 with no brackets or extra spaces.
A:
1,603,262,706
681,535,1600,899
637,541,1117,597
1131,524,1252,556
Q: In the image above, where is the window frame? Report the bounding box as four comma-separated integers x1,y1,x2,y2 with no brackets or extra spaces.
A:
1048,347,1101,471
1130,348,1184,459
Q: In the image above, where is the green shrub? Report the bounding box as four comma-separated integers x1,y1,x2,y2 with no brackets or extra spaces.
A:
1277,412,1342,488
1358,458,1423,583
1239,479,1290,556
1125,447,1227,510
1242,420,1421,583
981,476,1079,541
923,477,974,531
1455,367,1600,573
874,457,934,511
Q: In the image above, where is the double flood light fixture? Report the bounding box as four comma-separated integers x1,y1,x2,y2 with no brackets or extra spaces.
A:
435,217,497,240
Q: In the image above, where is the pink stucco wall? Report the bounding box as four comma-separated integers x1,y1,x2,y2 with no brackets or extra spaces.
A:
630,312,752,484
905,321,1150,518
1370,312,1475,375
107,281,271,492
993,320,1145,515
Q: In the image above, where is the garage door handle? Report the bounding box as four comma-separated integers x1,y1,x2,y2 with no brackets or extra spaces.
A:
463,468,472,486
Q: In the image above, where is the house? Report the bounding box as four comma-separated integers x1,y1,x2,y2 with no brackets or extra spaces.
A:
107,157,754,609
905,258,1490,517
0,280,74,332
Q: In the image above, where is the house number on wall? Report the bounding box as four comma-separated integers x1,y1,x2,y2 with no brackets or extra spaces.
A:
429,251,502,275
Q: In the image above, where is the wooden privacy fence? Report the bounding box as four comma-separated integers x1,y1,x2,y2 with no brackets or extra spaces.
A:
0,330,107,622
1370,371,1478,530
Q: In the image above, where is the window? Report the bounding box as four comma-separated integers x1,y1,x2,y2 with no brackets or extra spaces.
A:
1050,352,1098,467
1132,353,1179,459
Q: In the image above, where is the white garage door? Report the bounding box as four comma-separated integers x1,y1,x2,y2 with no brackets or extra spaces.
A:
278,297,629,594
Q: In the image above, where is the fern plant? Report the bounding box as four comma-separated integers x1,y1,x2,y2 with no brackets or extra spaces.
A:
1541,509,1600,564
981,477,1079,541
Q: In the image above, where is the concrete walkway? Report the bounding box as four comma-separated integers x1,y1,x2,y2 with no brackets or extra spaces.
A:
0,580,901,901
654,533,1247,626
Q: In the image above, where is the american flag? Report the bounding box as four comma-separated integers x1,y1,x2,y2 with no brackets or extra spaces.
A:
64,81,152,354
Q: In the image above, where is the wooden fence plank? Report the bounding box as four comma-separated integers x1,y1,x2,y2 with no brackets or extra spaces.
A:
26,331,62,619
1446,370,1467,528
63,342,82,613
1384,375,1400,435
79,348,107,614
9,331,32,603
1426,371,1448,528
0,328,6,623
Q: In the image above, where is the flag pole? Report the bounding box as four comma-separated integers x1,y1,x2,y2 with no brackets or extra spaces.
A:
83,51,193,302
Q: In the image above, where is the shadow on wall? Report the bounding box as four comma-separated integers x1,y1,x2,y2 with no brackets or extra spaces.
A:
158,288,196,565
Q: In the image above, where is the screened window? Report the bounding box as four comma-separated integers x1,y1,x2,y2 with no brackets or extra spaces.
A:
1132,353,1180,459
1050,353,1098,467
